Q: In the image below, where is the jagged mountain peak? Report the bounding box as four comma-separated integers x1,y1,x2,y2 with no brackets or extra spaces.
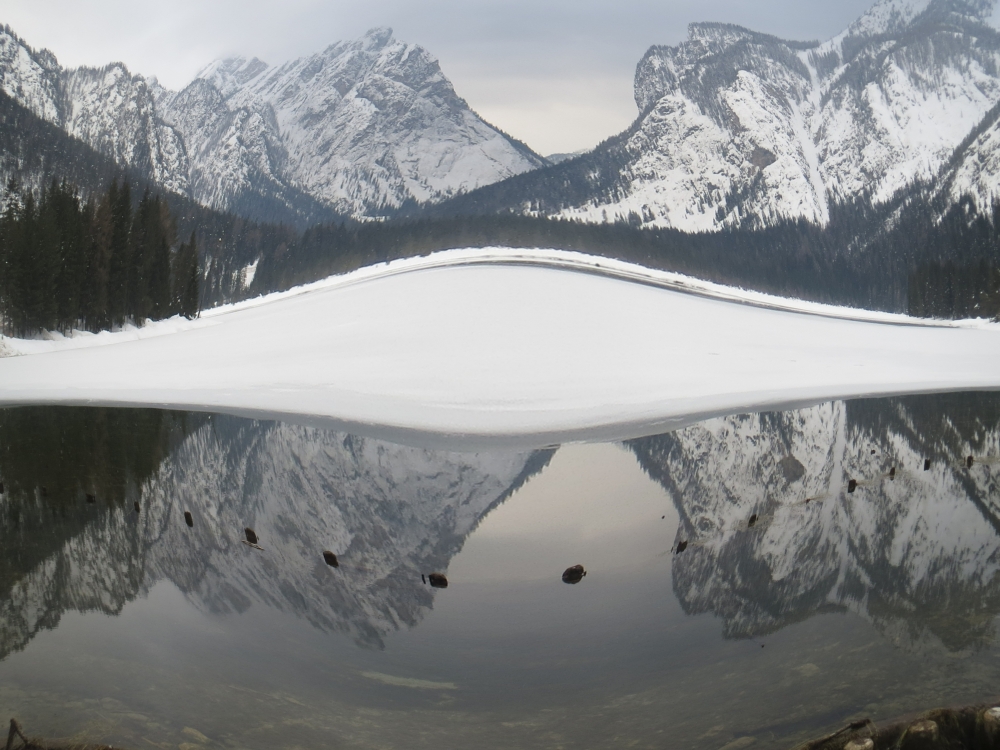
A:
444,0,1000,234
0,22,543,224
166,27,546,219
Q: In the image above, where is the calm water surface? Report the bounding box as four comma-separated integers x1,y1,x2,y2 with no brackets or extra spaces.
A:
1,393,999,750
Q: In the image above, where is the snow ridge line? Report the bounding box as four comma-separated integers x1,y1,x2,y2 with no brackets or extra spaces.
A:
223,247,988,330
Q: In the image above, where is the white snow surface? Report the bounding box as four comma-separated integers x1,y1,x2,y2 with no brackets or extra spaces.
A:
1,248,998,448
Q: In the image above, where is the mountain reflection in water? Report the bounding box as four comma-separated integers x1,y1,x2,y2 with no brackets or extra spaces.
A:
629,392,1000,653
0,407,553,657
0,393,998,750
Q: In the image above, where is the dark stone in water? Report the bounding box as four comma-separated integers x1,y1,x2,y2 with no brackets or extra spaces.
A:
924,458,931,471
322,551,339,567
676,540,688,554
0,482,4,494
134,501,140,513
748,513,758,528
967,455,974,468
871,449,876,454
889,467,896,480
245,528,258,545
428,573,448,588
184,511,193,527
85,493,95,504
421,574,426,584
777,455,805,483
848,479,858,493
562,564,586,584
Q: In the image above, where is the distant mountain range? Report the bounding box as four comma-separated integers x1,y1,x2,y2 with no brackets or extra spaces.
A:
440,0,1000,231
3,0,1000,238
0,25,545,225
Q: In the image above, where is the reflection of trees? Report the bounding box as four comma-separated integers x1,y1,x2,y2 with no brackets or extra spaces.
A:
0,408,552,658
629,392,1000,652
0,407,202,659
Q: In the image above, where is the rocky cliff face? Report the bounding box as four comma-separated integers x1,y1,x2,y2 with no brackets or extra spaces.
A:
167,27,546,218
589,0,1000,230
0,25,545,224
442,0,1000,232
0,27,189,196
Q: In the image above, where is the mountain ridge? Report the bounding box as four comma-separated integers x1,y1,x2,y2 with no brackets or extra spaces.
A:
0,24,546,224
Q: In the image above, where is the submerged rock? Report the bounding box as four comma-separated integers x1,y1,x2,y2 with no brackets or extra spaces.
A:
244,527,258,545
676,540,688,554
562,564,586,584
924,458,931,471
967,455,975,468
85,493,95,504
133,501,140,513
848,479,858,494
748,513,758,528
428,573,448,588
184,511,193,527
323,551,339,567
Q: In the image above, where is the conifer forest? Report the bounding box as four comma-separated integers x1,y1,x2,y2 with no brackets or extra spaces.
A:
0,179,200,337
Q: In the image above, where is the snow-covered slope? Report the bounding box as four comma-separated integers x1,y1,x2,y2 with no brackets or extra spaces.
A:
0,248,998,449
0,25,545,223
0,26,189,196
0,413,550,657
448,0,1000,231
630,392,1000,652
154,27,546,219
933,98,1000,212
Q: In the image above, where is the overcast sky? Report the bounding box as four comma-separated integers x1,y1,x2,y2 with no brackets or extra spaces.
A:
3,0,877,155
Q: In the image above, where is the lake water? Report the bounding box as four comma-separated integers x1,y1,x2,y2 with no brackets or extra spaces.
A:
1,392,999,750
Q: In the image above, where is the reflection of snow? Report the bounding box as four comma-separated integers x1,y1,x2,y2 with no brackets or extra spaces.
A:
0,248,999,449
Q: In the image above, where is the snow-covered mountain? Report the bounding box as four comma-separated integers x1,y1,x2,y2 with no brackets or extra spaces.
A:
0,25,545,223
443,0,1000,232
630,393,1000,652
0,414,552,657
0,27,189,196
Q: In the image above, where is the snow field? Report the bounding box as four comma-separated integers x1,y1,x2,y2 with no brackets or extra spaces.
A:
0,248,998,449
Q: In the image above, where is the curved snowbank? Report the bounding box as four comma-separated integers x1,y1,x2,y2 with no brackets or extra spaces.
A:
1,247,998,448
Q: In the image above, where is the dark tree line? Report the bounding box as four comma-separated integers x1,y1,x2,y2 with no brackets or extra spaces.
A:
889,195,1000,320
246,189,1000,321
0,179,200,336
248,197,910,312
908,259,1000,319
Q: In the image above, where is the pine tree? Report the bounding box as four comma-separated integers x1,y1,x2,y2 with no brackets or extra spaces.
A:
173,231,200,319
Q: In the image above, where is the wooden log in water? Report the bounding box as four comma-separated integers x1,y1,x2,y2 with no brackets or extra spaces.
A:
789,703,1000,750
